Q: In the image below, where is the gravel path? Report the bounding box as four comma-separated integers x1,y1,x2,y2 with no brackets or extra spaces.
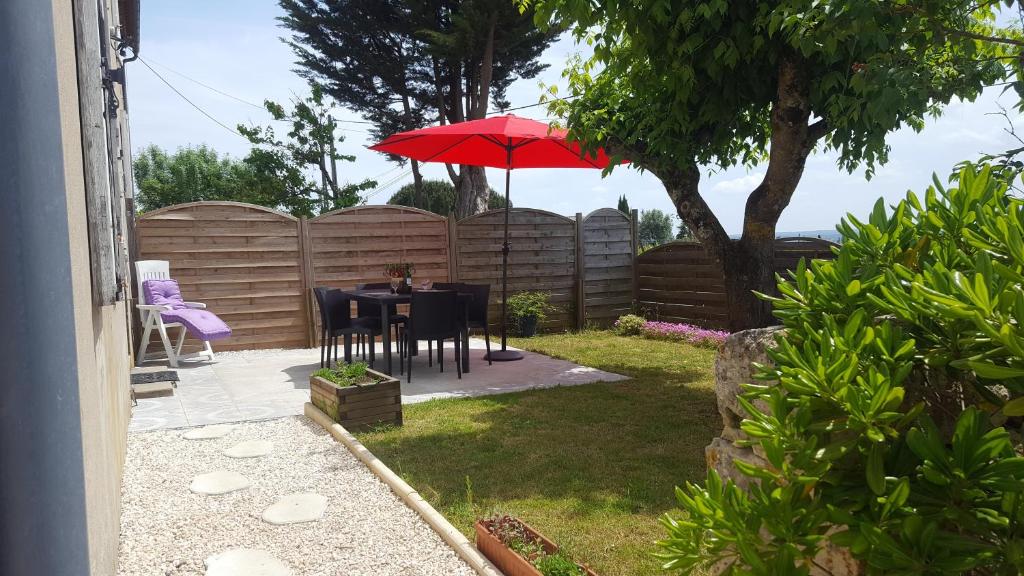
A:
118,416,475,576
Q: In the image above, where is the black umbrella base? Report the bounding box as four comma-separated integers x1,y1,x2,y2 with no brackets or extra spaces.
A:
485,349,524,362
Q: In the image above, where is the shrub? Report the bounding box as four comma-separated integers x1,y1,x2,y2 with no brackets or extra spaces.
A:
613,314,646,336
658,164,1024,574
507,291,554,324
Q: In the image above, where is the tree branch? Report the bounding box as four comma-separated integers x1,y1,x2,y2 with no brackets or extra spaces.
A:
808,119,831,142
942,27,1024,48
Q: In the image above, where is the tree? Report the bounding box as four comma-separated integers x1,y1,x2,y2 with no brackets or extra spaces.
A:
528,0,1018,330
616,193,629,214
637,208,673,249
133,144,254,212
387,178,507,215
278,0,556,218
675,217,692,241
278,0,434,205
238,84,375,217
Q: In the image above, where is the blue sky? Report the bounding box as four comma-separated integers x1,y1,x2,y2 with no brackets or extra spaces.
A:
128,0,1021,234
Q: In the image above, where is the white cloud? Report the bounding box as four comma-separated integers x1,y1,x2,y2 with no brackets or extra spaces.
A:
709,172,765,194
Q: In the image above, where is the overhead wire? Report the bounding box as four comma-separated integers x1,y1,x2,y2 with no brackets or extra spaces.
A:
138,57,246,139
142,56,375,125
139,54,577,202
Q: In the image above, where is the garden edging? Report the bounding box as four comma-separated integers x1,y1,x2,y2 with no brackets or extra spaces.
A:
303,402,502,576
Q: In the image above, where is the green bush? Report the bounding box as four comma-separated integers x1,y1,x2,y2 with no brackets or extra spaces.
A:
613,314,646,336
658,164,1024,574
507,291,554,323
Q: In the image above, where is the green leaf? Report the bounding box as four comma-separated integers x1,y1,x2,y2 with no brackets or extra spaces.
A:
1002,397,1024,417
846,279,862,297
867,444,885,496
969,361,1024,379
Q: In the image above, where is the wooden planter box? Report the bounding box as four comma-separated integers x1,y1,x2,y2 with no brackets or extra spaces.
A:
474,520,598,576
309,369,402,432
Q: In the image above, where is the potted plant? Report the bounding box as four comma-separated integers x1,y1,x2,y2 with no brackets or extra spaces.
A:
475,514,597,576
309,362,402,431
506,291,553,337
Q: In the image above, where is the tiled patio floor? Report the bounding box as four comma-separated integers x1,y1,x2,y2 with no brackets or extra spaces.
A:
131,338,627,432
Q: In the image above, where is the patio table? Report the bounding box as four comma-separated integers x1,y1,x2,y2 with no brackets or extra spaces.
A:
341,288,472,376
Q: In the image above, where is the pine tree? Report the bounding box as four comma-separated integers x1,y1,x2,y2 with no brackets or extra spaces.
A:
278,0,556,217
616,194,629,215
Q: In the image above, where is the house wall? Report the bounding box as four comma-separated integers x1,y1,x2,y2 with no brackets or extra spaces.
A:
53,0,133,574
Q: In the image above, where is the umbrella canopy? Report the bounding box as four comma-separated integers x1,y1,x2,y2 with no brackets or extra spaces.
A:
369,114,615,170
369,114,619,361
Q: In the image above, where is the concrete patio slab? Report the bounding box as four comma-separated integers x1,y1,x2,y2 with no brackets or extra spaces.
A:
131,338,626,432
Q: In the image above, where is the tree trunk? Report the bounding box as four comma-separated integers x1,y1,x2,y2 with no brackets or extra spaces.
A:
452,13,496,219
647,54,827,331
410,159,425,207
455,166,489,218
721,236,777,331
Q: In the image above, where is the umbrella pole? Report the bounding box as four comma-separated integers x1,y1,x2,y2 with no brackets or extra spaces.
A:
487,142,523,361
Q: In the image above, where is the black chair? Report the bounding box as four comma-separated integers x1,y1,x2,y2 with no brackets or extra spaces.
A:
404,290,462,382
355,282,408,361
312,287,381,368
460,283,492,365
424,282,459,365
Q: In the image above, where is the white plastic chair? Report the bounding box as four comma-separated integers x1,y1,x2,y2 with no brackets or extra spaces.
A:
135,260,214,367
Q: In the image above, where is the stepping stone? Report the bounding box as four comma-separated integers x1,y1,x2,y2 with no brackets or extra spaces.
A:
205,549,291,576
223,440,273,459
190,471,251,495
182,424,235,440
261,493,328,525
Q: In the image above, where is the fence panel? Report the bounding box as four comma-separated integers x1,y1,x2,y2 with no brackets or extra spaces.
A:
308,205,449,288
455,208,576,332
136,202,308,351
636,237,839,329
581,208,635,327
773,237,838,274
636,242,728,327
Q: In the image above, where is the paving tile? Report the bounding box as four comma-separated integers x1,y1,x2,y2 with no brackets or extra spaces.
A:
130,338,625,432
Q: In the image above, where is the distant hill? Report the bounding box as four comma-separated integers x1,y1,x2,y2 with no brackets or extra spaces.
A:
729,229,842,243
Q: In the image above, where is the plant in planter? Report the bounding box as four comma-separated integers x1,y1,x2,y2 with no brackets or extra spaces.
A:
309,361,402,431
475,514,596,576
506,291,553,337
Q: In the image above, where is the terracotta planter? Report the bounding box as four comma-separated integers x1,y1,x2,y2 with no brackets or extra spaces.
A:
309,368,402,432
474,519,598,576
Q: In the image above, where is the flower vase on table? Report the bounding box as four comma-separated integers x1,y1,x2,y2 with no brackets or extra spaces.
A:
384,263,415,294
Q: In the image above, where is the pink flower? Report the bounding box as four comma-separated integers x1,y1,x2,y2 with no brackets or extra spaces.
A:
639,321,729,348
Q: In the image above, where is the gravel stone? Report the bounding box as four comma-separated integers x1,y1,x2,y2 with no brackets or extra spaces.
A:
183,424,236,440
118,416,475,576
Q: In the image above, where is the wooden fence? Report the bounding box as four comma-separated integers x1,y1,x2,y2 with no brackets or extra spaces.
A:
635,237,838,328
135,202,307,352
454,208,577,331
136,201,836,350
579,208,636,327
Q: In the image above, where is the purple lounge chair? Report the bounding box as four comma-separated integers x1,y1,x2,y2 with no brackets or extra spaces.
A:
136,260,231,367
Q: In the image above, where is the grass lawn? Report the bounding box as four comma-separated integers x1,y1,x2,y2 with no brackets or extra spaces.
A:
356,331,720,576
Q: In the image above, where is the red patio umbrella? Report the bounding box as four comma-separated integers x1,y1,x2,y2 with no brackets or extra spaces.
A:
370,114,618,361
